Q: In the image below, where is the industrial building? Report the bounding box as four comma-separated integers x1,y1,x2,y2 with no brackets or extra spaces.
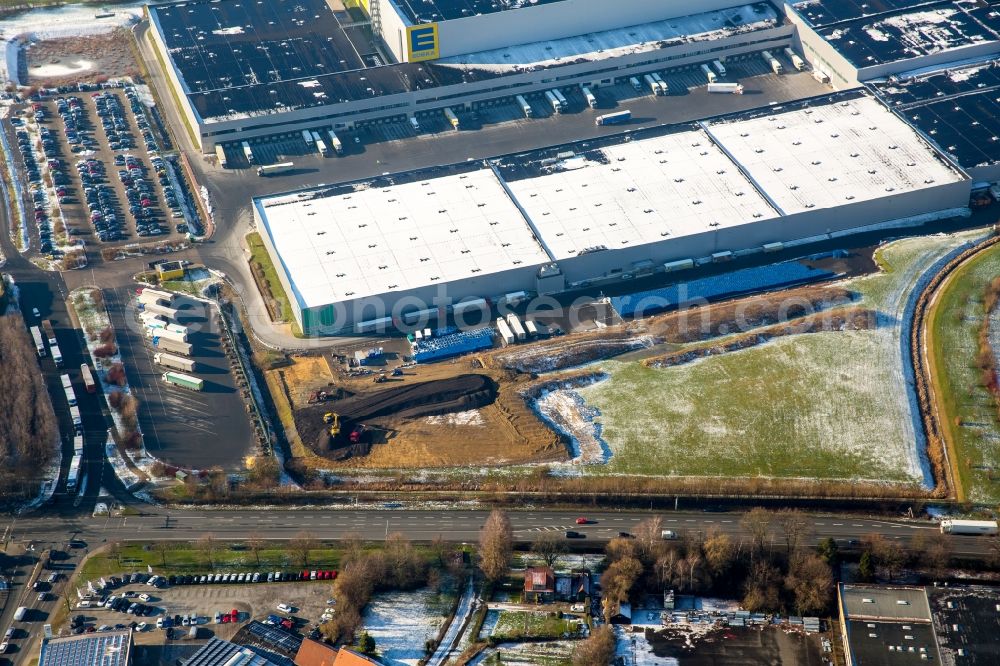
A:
146,0,797,151
38,629,133,666
869,57,1000,181
838,584,942,666
789,0,1000,87
254,91,971,335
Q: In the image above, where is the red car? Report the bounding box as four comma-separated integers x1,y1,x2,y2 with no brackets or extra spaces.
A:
230,609,239,622
575,517,589,525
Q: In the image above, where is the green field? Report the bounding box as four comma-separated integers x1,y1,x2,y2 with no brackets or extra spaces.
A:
491,611,579,641
79,540,346,582
576,231,986,483
929,242,1000,502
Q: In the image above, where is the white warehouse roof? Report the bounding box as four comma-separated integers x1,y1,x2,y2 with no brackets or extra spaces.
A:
255,168,551,309
705,96,965,214
506,130,780,261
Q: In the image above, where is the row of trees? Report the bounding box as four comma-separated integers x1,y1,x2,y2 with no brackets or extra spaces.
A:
0,314,58,502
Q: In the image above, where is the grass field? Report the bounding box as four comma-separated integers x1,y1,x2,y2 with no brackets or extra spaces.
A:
492,611,580,641
928,242,1000,503
578,231,985,483
79,541,348,582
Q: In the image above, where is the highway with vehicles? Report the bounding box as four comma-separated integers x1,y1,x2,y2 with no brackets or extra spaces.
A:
1,508,995,557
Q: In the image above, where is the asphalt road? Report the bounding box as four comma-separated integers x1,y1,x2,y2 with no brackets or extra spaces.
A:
1,508,993,558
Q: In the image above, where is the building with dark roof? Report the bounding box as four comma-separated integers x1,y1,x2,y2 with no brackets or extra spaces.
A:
929,585,1000,666
184,637,292,666
869,57,1000,181
146,0,796,150
38,629,133,666
787,0,1000,87
838,584,943,666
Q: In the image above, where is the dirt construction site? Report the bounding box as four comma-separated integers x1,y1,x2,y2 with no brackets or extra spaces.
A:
265,275,867,473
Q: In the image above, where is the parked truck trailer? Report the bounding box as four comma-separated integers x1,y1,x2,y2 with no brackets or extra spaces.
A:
506,313,527,341
545,90,562,113
162,371,204,392
762,50,783,75
154,352,196,373
495,317,515,345
327,130,344,155
312,131,329,157
31,326,46,357
41,319,57,346
700,63,717,83
443,107,459,129
516,95,532,117
151,336,193,357
214,144,228,168
707,82,744,94
241,141,254,164
581,86,597,108
784,47,806,71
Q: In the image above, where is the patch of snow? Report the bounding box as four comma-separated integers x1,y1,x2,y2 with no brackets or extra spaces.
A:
362,588,448,666
29,59,94,77
424,409,485,427
616,627,679,666
530,376,612,466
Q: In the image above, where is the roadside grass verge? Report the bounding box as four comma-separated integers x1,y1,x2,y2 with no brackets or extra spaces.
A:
246,232,302,337
927,242,1000,503
78,541,348,581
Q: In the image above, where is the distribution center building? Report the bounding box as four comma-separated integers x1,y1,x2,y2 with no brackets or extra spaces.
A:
253,92,971,335
146,0,795,151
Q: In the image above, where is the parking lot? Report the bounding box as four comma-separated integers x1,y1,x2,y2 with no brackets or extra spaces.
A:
72,574,336,645
6,84,200,261
104,286,255,471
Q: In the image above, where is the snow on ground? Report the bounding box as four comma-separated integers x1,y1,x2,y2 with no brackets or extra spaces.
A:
28,59,94,77
616,627,679,666
424,409,485,427
574,230,988,482
361,588,449,666
470,640,577,665
532,386,611,466
0,2,144,84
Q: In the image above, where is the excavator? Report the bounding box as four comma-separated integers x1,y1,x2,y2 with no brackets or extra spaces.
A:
323,412,340,437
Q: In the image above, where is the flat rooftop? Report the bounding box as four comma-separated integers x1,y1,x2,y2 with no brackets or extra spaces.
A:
442,2,781,70
254,165,552,309
845,620,940,665
841,585,933,621
151,0,785,122
930,585,1000,665
790,0,943,29
705,95,964,214
871,58,1000,170
393,0,568,24
799,1,1000,69
501,129,780,262
39,630,132,666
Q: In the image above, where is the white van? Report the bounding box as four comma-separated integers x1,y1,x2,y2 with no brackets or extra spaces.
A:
661,530,677,540
409,117,420,132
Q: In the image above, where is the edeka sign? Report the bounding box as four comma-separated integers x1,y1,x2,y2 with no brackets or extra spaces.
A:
407,23,439,62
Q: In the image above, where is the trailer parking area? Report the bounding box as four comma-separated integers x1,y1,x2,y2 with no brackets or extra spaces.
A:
103,286,254,471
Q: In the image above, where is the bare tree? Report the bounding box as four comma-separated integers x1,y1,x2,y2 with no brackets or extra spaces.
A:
913,532,952,579
654,549,679,588
153,541,172,568
246,534,265,566
478,509,513,582
571,625,616,666
634,516,664,560
777,510,812,563
863,533,905,581
532,532,567,568
743,560,781,612
197,534,218,569
702,529,736,579
290,531,318,568
685,552,703,593
605,536,639,564
786,554,834,615
741,508,772,560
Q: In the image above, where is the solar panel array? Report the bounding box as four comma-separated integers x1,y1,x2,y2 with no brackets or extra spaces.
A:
39,632,131,666
873,59,1000,169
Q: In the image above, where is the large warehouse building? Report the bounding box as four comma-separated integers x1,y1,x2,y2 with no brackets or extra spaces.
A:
147,0,796,151
254,92,972,334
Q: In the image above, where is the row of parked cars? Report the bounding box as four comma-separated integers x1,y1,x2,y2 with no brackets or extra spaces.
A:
14,126,63,256
123,86,160,154
167,568,338,585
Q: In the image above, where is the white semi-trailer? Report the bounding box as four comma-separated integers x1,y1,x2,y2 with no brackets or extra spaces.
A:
784,47,806,71
241,141,254,164
940,519,999,535
327,130,344,155
154,352,196,373
762,50,783,75
700,64,717,83
581,86,597,108
707,82,744,94
516,95,532,117
545,90,562,113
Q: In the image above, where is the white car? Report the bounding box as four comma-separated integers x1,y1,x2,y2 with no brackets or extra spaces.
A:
31,308,40,319
138,593,151,602
137,622,148,632
0,641,8,654
276,603,294,613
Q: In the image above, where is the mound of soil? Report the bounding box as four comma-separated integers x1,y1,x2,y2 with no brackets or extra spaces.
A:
297,374,498,458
